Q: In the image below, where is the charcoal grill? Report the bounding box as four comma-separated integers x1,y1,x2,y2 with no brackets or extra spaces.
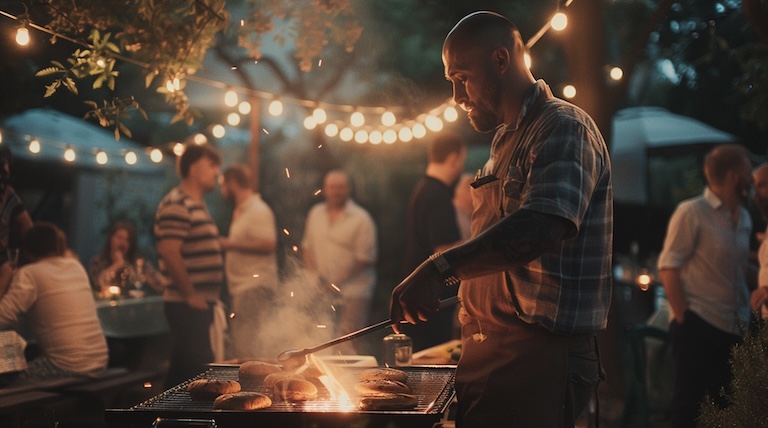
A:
106,365,456,428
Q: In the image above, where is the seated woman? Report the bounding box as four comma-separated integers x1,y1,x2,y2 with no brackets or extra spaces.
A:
89,220,165,298
0,222,108,379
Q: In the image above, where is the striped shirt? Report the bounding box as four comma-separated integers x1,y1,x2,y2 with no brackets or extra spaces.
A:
473,80,613,334
154,187,223,303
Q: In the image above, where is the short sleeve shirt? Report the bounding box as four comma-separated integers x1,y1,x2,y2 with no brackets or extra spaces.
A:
154,187,223,302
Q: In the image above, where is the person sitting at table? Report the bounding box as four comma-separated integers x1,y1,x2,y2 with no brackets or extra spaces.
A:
0,222,108,379
89,220,165,298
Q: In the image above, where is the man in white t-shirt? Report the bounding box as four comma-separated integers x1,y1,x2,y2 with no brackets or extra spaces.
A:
302,170,377,353
0,222,108,379
220,164,278,359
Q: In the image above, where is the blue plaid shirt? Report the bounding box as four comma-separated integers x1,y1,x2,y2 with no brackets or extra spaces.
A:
476,81,613,334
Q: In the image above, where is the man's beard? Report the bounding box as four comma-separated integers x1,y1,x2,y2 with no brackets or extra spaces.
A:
467,80,502,133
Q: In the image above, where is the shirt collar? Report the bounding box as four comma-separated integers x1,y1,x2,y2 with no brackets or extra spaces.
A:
703,186,724,210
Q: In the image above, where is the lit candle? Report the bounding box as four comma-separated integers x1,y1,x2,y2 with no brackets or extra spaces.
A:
108,286,120,297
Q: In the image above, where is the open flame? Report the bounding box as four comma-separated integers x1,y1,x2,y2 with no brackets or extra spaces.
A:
308,354,356,412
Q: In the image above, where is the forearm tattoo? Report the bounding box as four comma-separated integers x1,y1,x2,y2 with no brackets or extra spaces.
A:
443,209,571,279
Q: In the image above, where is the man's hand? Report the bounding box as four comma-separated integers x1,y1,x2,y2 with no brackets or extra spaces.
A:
186,293,209,310
750,286,768,312
389,258,446,333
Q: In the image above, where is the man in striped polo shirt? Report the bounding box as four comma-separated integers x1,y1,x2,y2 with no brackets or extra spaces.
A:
155,143,223,388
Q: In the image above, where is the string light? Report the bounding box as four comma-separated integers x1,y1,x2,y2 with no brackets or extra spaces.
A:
150,148,163,163
412,123,427,139
312,108,327,124
609,66,624,81
381,111,396,126
63,146,76,162
339,128,354,142
562,84,576,98
303,116,317,130
368,130,382,144
268,99,283,116
193,133,207,145
224,89,238,107
15,26,29,46
238,101,251,114
550,12,568,31
96,150,108,165
227,112,241,126
324,123,339,137
28,138,40,154
354,129,368,143
211,124,226,138
124,151,137,165
350,112,365,127
443,106,458,122
0,1,580,147
173,143,185,156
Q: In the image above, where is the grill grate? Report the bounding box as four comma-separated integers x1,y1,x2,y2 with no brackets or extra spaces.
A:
107,365,456,428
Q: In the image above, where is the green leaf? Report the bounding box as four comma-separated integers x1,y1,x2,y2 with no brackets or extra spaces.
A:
118,122,132,139
107,76,115,91
43,82,60,98
145,73,156,88
93,75,105,89
62,77,78,95
35,67,64,77
50,60,65,70
114,127,120,141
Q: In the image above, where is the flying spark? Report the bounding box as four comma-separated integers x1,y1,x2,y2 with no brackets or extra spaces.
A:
285,168,291,178
317,325,327,329
283,228,290,235
314,189,322,196
292,245,298,252
262,128,269,135
330,283,341,292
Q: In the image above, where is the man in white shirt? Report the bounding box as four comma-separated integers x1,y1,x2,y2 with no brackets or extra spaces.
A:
220,164,278,359
0,222,108,379
302,170,377,352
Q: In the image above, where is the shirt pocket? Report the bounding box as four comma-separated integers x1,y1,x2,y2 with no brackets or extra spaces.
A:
502,165,525,214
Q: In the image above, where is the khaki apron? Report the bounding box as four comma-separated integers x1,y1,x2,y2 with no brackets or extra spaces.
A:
454,93,602,427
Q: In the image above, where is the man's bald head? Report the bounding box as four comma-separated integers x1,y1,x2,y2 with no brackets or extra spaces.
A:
443,11,522,58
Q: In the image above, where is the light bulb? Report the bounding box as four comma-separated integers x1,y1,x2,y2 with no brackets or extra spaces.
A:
227,112,241,126
96,151,108,165
350,112,365,127
28,139,40,154
193,133,207,145
610,66,624,81
268,100,283,116
383,129,397,144
562,84,576,99
425,115,444,132
212,124,226,138
443,106,458,122
150,148,163,163
125,151,137,165
15,27,30,46
312,108,327,124
238,101,251,114
339,128,354,141
173,143,185,156
325,123,339,137
381,112,396,126
551,12,568,31
368,130,383,145
303,116,317,130
224,90,238,107
354,130,368,144
398,127,413,142
64,147,76,162
412,123,427,139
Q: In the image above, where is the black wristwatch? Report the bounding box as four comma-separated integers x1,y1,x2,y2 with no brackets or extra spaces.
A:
429,253,461,286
